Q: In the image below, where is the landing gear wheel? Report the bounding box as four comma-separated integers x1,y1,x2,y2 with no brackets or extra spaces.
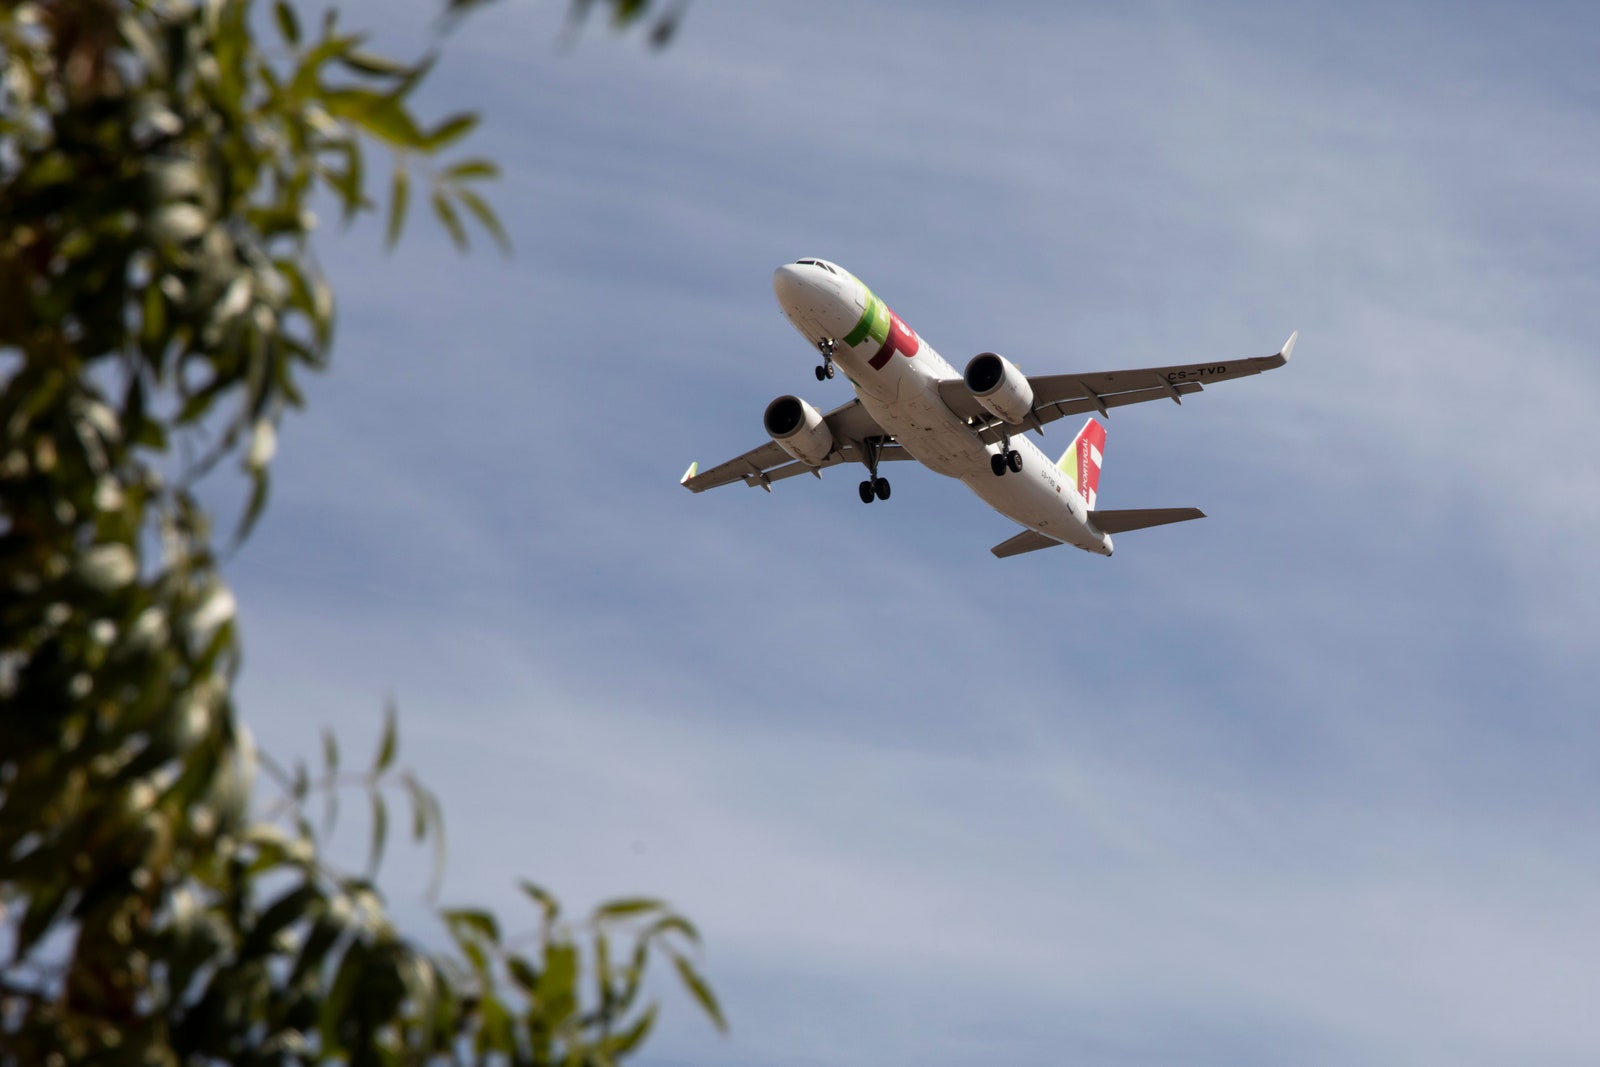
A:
816,338,837,382
991,453,1008,477
859,435,890,502
1006,449,1023,473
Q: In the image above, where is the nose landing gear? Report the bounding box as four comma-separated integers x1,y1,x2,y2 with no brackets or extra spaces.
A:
815,338,837,381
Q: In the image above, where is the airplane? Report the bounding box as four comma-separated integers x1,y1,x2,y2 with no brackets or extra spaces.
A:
680,258,1294,558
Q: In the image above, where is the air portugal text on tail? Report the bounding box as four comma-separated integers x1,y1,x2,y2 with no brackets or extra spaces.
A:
681,258,1296,559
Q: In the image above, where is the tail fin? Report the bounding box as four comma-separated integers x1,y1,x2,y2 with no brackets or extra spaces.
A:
1057,418,1107,507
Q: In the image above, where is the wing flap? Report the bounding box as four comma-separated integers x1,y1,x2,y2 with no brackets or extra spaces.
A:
990,528,1066,558
1089,507,1205,534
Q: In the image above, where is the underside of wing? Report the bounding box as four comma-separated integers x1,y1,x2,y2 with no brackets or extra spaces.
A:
938,333,1295,441
1089,507,1205,534
990,528,1066,558
680,397,907,492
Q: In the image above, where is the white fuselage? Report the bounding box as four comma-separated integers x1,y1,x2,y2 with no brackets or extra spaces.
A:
772,260,1112,555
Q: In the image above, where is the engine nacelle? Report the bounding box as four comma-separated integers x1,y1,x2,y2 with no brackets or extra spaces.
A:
763,395,834,467
963,352,1035,425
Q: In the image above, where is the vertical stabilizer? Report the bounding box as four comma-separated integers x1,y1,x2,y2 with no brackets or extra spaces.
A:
1057,418,1106,507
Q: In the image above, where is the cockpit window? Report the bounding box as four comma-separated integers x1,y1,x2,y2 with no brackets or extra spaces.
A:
794,258,838,275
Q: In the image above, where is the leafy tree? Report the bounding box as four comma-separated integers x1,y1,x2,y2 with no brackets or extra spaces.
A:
0,0,719,1063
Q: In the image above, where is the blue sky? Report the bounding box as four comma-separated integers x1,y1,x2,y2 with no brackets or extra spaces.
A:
229,2,1600,1064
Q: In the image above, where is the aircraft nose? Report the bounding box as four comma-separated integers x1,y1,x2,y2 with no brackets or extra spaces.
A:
772,263,809,307
774,260,860,340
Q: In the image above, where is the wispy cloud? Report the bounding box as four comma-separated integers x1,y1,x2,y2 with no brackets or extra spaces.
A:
230,2,1600,1063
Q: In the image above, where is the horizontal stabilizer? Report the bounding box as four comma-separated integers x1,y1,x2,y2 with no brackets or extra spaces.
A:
1089,507,1205,534
991,528,1066,558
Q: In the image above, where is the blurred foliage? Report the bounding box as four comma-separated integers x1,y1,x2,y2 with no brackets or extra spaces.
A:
0,0,719,1063
444,0,690,48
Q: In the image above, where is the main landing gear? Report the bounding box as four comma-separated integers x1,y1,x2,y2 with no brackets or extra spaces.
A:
858,478,890,503
990,449,1023,476
857,435,890,504
990,432,1024,477
814,338,837,381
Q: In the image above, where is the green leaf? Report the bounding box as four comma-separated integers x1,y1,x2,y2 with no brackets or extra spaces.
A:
321,940,368,1054
539,941,578,1025
432,190,468,251
320,140,367,223
671,954,727,1033
594,928,613,1004
594,897,664,920
324,89,425,148
507,954,539,992
477,992,513,1054
610,0,648,28
235,466,270,545
322,727,339,774
647,913,701,944
386,51,439,102
518,880,560,922
385,165,409,249
459,936,489,978
426,785,447,900
240,882,321,961
443,158,500,182
176,374,230,425
290,916,344,987
442,907,500,946
273,0,301,46
401,772,428,841
139,278,169,367
337,49,413,77
608,1002,659,1056
374,700,397,773
275,257,333,348
368,788,388,875
612,938,650,1016
14,881,71,963
424,112,479,151
290,32,365,99
454,187,511,256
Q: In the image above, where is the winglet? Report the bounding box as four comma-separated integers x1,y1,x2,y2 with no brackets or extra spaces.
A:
1278,330,1298,362
680,461,699,489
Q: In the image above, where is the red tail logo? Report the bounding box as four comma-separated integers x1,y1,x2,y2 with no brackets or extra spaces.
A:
1074,419,1105,507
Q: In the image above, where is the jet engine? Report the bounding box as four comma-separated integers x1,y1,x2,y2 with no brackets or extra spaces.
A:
963,352,1035,425
763,395,834,467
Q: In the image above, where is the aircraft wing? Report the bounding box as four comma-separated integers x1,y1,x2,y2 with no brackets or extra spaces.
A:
680,397,912,492
937,332,1296,441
